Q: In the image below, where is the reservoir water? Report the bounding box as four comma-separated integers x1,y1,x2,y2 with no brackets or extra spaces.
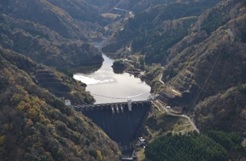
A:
73,42,151,103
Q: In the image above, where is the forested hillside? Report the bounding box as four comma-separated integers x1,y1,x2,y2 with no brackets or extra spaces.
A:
102,0,221,60
161,0,246,134
0,0,105,70
100,0,246,160
145,131,245,161
1,0,246,160
0,0,104,39
0,47,120,161
102,0,246,135
0,1,123,160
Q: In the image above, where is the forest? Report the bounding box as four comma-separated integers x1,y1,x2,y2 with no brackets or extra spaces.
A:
145,131,246,161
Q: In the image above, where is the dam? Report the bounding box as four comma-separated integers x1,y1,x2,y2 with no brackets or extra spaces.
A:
73,42,152,160
74,100,151,148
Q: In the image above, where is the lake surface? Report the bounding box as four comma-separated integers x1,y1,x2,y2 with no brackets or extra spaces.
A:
73,42,151,103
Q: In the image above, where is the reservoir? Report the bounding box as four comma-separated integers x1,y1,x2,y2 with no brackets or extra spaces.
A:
73,42,151,103
73,55,151,103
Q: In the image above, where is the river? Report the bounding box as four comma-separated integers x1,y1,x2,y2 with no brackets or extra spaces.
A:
73,41,151,103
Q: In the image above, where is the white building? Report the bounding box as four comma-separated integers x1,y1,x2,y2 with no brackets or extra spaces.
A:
64,99,71,106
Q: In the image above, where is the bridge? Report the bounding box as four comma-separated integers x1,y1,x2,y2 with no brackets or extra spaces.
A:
73,100,151,149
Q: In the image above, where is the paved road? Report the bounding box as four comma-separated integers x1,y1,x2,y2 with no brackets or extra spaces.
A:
159,73,165,85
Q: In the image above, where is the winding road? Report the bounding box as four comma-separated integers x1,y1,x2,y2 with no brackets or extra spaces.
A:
152,100,200,133
158,69,182,96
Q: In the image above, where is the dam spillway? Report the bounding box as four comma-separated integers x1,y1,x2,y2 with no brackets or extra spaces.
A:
74,101,151,146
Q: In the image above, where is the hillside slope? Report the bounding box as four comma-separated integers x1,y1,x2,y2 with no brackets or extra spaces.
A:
160,0,246,133
0,0,103,39
0,0,104,70
101,0,221,60
0,46,120,161
101,0,246,136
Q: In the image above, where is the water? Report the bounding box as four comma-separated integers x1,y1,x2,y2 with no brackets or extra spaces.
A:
73,42,151,103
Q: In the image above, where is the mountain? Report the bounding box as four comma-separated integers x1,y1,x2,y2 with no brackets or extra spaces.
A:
102,0,246,136
47,0,104,23
160,0,246,134
1,0,246,160
101,0,222,60
0,46,95,104
0,0,104,39
0,0,105,70
0,46,120,161
102,0,246,159
0,1,124,160
86,0,120,12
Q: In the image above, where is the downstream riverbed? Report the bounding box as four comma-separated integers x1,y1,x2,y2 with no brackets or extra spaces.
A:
73,42,151,103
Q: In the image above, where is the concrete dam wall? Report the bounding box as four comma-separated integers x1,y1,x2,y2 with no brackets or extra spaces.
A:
75,101,151,146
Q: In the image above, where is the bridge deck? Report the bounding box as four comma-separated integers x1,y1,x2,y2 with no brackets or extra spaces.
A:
73,100,151,109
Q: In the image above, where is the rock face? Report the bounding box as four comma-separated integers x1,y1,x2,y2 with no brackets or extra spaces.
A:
0,46,120,161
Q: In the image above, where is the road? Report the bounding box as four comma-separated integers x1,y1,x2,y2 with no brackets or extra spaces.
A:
158,69,182,96
152,100,200,133
159,73,165,85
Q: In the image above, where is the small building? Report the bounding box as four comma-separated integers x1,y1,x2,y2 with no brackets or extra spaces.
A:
64,99,71,106
136,137,146,147
148,94,159,100
166,106,171,109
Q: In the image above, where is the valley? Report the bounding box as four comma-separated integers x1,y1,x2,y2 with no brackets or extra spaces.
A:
0,0,246,161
